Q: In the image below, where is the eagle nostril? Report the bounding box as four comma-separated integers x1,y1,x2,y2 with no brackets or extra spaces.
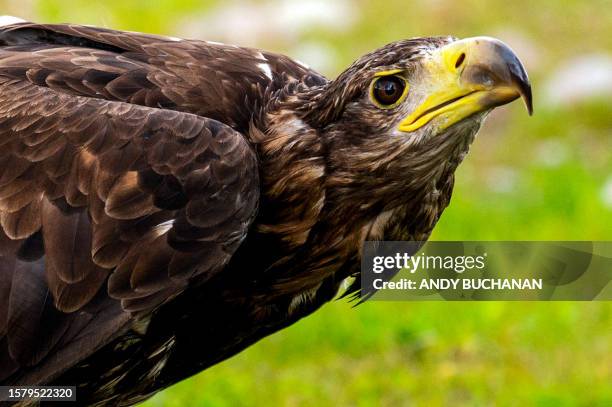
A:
455,53,466,69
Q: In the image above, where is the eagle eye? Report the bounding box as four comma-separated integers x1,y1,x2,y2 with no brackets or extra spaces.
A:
370,75,408,108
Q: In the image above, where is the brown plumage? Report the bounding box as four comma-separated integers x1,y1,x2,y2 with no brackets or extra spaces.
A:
0,19,531,406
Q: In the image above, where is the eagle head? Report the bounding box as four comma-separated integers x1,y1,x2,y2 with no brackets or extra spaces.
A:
283,36,533,228
304,36,532,137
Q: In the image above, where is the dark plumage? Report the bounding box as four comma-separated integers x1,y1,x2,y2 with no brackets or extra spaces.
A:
0,18,531,406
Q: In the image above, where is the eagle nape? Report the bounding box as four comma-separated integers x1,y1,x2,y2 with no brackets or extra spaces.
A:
0,19,532,406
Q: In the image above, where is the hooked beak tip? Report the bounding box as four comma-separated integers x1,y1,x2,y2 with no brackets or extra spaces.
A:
510,70,533,116
523,85,534,116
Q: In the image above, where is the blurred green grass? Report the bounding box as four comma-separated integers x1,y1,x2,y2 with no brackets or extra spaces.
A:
145,302,611,406
3,0,610,405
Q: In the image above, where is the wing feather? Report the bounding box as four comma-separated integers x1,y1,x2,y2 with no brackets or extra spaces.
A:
0,73,259,384
0,22,326,130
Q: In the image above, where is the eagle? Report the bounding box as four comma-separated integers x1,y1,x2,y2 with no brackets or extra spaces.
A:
0,17,532,406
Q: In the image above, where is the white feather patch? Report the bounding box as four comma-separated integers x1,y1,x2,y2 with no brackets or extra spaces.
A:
0,16,26,26
153,220,175,236
257,62,273,80
206,40,226,46
277,116,308,134
295,59,310,69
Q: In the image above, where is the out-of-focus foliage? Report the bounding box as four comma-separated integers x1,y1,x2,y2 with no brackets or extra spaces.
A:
3,0,610,405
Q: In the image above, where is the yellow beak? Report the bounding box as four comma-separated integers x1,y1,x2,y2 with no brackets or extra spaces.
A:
398,36,532,133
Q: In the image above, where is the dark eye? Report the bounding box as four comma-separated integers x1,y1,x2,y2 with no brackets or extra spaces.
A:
371,75,407,107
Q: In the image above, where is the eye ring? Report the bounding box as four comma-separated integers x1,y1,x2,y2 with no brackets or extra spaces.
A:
370,75,409,108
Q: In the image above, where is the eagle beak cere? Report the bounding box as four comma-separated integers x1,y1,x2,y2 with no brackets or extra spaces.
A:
398,36,533,133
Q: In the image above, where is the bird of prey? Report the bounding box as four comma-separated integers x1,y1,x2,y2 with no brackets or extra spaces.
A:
0,17,532,406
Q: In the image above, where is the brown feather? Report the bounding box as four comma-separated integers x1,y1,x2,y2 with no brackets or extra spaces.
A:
105,171,156,219
0,196,42,239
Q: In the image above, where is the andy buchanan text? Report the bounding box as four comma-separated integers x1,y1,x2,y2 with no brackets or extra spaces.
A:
373,278,543,290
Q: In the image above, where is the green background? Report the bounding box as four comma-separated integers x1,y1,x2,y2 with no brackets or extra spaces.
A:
3,0,610,405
